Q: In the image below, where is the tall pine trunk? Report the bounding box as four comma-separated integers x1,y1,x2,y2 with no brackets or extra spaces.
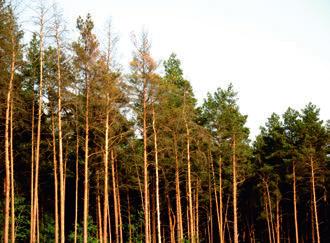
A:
4,24,16,243
111,150,119,241
208,167,213,243
195,180,199,242
30,96,35,243
10,95,15,243
143,76,150,243
51,107,59,243
232,134,238,243
103,94,110,243
74,122,79,243
184,94,194,243
97,173,103,243
310,156,320,243
32,12,45,241
83,72,90,243
310,186,315,243
210,152,221,240
219,157,224,243
55,25,65,243
276,194,280,243
116,168,123,243
173,133,183,242
293,161,299,243
152,102,161,243
265,181,276,243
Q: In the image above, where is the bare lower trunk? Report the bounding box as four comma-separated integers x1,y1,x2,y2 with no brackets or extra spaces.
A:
208,169,213,243
264,191,273,243
219,157,224,243
185,114,194,243
195,180,199,243
152,190,156,243
311,189,315,243
152,103,162,243
4,31,16,243
83,78,90,243
10,98,15,243
276,195,280,243
51,108,59,243
33,15,44,242
265,182,276,243
310,157,320,243
117,171,123,243
74,128,79,243
103,95,110,243
187,199,190,240
293,161,299,243
224,197,231,243
232,135,238,243
64,143,68,227
55,32,65,243
173,134,183,242
143,78,150,243
135,163,144,211
36,199,39,243
166,195,175,243
30,101,35,243
97,174,103,243
210,153,221,240
111,150,119,241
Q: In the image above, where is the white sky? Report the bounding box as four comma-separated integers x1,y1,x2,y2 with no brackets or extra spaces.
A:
21,0,330,138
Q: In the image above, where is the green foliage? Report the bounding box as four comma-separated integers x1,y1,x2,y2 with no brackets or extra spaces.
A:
40,214,55,243
68,217,98,243
199,83,252,177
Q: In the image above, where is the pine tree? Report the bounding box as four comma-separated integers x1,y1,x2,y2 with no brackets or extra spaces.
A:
72,14,100,243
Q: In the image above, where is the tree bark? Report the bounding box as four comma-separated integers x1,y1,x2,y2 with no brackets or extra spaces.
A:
10,96,15,243
311,188,315,243
74,124,79,243
265,181,276,243
83,69,90,243
117,169,123,243
219,157,224,243
195,180,199,243
30,97,35,243
4,24,16,243
55,23,65,243
310,156,320,243
276,194,280,243
51,107,59,243
264,191,273,243
210,153,221,240
208,167,213,243
232,134,239,243
293,161,299,243
97,173,103,243
103,94,110,243
184,100,194,243
111,150,119,242
152,102,162,243
173,133,183,243
143,72,150,243
32,11,45,242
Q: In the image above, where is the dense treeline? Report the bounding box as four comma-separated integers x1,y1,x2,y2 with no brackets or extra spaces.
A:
0,1,329,242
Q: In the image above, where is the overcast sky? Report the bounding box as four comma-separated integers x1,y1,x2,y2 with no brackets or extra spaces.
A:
21,0,330,138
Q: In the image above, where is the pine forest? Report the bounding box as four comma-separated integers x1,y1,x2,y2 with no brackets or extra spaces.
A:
0,1,329,242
